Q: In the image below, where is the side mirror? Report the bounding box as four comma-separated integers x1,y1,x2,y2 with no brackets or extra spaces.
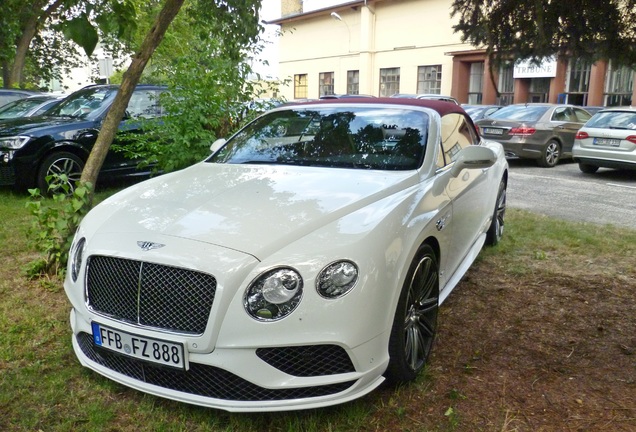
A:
210,138,226,154
450,145,496,177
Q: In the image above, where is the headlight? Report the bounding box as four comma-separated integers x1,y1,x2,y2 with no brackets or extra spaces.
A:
70,237,86,282
0,136,30,150
317,260,358,298
244,268,303,321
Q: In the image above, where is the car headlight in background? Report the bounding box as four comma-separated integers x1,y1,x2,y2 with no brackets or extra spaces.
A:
70,237,86,282
244,268,303,321
0,136,30,150
317,260,358,298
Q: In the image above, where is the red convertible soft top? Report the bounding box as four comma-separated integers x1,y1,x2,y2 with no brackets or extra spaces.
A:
286,97,468,117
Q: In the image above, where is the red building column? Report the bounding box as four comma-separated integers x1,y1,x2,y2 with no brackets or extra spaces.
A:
548,57,568,103
587,61,607,106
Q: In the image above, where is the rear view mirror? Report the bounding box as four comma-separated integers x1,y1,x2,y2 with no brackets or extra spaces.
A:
450,145,496,177
210,138,226,154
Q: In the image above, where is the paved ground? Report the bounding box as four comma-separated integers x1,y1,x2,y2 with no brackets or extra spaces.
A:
506,159,636,230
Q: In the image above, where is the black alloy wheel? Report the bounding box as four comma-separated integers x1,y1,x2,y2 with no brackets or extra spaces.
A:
385,244,439,383
486,178,507,246
37,151,85,194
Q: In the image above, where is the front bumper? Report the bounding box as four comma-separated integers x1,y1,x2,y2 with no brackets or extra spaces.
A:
69,308,388,412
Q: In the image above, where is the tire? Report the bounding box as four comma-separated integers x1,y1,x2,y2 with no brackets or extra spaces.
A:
485,178,507,246
578,162,599,174
384,244,439,384
537,140,561,167
37,152,85,195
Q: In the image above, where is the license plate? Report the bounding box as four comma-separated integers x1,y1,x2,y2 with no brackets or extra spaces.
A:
483,127,504,135
91,322,186,369
594,138,620,147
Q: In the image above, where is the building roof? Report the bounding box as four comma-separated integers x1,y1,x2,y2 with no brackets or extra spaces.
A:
266,0,383,25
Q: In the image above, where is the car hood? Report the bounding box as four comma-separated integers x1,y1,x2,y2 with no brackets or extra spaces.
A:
0,115,95,136
85,162,418,259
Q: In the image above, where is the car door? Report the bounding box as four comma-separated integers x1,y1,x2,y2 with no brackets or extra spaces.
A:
103,88,164,174
435,113,492,287
551,106,589,153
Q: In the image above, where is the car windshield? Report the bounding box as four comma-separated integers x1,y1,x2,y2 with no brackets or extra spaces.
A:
47,87,116,120
0,98,47,119
487,105,549,122
208,107,429,170
585,111,636,130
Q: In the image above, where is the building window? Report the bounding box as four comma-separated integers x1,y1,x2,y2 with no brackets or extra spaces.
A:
294,74,308,99
319,72,334,97
498,63,514,106
417,65,442,94
565,58,591,105
380,67,400,97
468,62,484,104
347,70,359,95
605,62,634,106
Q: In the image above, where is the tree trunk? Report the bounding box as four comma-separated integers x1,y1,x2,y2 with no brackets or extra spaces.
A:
80,0,185,196
9,17,38,87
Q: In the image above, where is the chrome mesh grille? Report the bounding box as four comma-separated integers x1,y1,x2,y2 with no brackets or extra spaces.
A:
77,332,355,401
256,345,355,376
86,256,216,334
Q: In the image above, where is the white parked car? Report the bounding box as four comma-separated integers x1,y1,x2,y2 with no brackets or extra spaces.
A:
573,107,636,173
64,98,508,412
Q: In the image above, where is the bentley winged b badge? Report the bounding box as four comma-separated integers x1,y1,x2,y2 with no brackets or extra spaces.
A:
137,241,165,251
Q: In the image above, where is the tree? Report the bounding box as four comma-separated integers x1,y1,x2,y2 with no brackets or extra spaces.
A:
79,0,263,197
0,0,137,89
450,0,636,68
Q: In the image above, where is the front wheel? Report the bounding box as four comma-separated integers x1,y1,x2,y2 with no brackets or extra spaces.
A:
37,152,85,194
485,178,507,246
384,244,439,384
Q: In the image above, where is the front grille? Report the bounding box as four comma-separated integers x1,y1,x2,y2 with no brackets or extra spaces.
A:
86,256,216,334
256,345,355,376
0,163,15,186
77,332,356,401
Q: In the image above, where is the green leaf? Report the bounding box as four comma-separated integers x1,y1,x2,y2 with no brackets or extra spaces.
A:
62,14,98,57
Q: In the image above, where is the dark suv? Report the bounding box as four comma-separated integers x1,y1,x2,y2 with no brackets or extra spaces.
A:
0,84,165,191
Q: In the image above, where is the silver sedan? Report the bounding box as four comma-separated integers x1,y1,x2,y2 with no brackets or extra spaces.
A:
573,107,636,173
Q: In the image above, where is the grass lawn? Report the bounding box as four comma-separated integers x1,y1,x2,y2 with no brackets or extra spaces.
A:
1,184,634,432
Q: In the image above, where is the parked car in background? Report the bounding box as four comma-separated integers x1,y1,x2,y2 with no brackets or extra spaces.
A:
475,103,592,167
462,104,503,122
0,84,166,192
63,98,508,412
579,106,605,116
0,94,64,120
573,107,636,173
319,94,376,99
391,93,460,105
0,89,41,108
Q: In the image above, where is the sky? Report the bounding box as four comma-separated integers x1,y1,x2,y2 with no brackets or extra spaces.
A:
255,0,350,78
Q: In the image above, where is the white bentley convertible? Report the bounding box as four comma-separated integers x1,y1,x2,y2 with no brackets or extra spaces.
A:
64,98,508,411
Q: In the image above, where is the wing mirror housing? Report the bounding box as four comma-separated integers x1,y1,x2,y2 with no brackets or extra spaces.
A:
210,138,226,154
450,145,497,177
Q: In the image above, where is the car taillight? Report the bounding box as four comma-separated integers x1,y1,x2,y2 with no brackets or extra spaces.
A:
509,127,536,136
626,136,636,144
575,131,589,139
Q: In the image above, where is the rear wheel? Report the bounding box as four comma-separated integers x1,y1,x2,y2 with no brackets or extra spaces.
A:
537,140,561,167
385,244,439,384
486,178,507,246
578,162,599,174
37,152,84,194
